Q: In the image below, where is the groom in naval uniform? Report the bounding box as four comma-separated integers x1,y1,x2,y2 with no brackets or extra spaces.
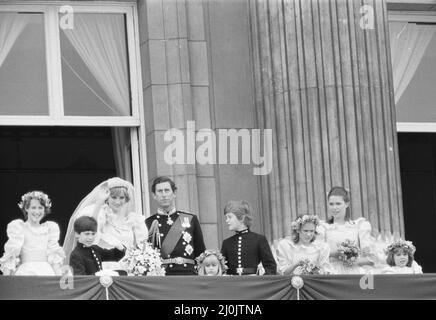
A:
146,176,206,275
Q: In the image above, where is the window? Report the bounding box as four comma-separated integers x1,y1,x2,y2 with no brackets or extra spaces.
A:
389,12,436,132
0,3,149,215
0,4,141,126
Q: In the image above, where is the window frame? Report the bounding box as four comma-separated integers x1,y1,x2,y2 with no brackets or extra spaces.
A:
389,11,436,132
0,1,150,217
0,2,141,126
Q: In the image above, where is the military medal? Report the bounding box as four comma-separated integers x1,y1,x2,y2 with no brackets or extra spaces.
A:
185,244,193,255
166,215,173,226
181,217,191,228
182,232,192,243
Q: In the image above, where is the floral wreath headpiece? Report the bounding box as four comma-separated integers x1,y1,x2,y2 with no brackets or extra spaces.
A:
384,239,416,256
196,249,228,272
291,215,319,231
18,191,52,210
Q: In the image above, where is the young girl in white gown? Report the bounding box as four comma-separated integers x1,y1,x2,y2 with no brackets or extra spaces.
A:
381,240,423,274
63,177,148,268
317,187,378,274
0,191,65,276
275,215,331,275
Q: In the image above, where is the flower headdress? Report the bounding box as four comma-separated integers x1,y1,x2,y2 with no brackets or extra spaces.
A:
18,191,52,210
291,215,319,231
384,239,416,256
196,249,228,273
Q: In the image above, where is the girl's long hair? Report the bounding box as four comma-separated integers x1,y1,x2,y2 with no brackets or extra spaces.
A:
327,186,351,224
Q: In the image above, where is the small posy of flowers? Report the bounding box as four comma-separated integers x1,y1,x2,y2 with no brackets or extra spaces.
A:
337,240,360,267
293,259,321,275
18,191,52,210
120,240,166,276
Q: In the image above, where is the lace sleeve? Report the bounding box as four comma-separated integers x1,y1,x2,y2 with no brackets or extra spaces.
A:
129,213,148,246
411,260,423,274
316,221,328,242
45,221,65,267
0,220,25,274
356,218,373,250
317,242,331,274
275,238,294,275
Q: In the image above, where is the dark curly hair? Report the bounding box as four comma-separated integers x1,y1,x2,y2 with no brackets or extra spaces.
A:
386,247,414,267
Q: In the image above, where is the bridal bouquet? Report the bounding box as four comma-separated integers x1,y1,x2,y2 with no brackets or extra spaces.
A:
119,240,166,276
293,259,321,275
337,240,360,267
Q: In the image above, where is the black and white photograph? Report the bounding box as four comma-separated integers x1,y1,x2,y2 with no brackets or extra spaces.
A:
0,0,435,303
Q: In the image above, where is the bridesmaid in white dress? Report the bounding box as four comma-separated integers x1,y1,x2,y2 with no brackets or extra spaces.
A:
317,187,377,274
63,177,148,267
0,191,65,276
381,240,423,274
275,215,331,275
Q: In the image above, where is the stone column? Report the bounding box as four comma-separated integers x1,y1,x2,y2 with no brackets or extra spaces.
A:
250,0,403,239
138,0,220,248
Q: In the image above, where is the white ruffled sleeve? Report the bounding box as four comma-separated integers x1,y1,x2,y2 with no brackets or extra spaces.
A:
45,221,65,267
356,218,373,250
316,242,331,274
96,208,121,249
128,213,148,246
356,218,382,268
274,237,294,275
0,220,25,274
411,260,423,274
316,220,328,242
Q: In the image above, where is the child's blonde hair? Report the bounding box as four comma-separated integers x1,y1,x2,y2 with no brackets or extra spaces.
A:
196,249,228,276
290,214,319,244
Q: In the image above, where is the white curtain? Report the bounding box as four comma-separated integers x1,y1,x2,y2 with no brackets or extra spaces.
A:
390,22,435,104
62,13,130,116
0,13,29,68
62,13,132,179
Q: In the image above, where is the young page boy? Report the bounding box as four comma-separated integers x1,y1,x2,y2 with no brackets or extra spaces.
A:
69,216,126,275
221,200,277,275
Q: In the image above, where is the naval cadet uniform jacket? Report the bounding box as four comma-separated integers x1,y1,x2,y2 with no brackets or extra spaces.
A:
221,229,277,275
69,243,126,276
